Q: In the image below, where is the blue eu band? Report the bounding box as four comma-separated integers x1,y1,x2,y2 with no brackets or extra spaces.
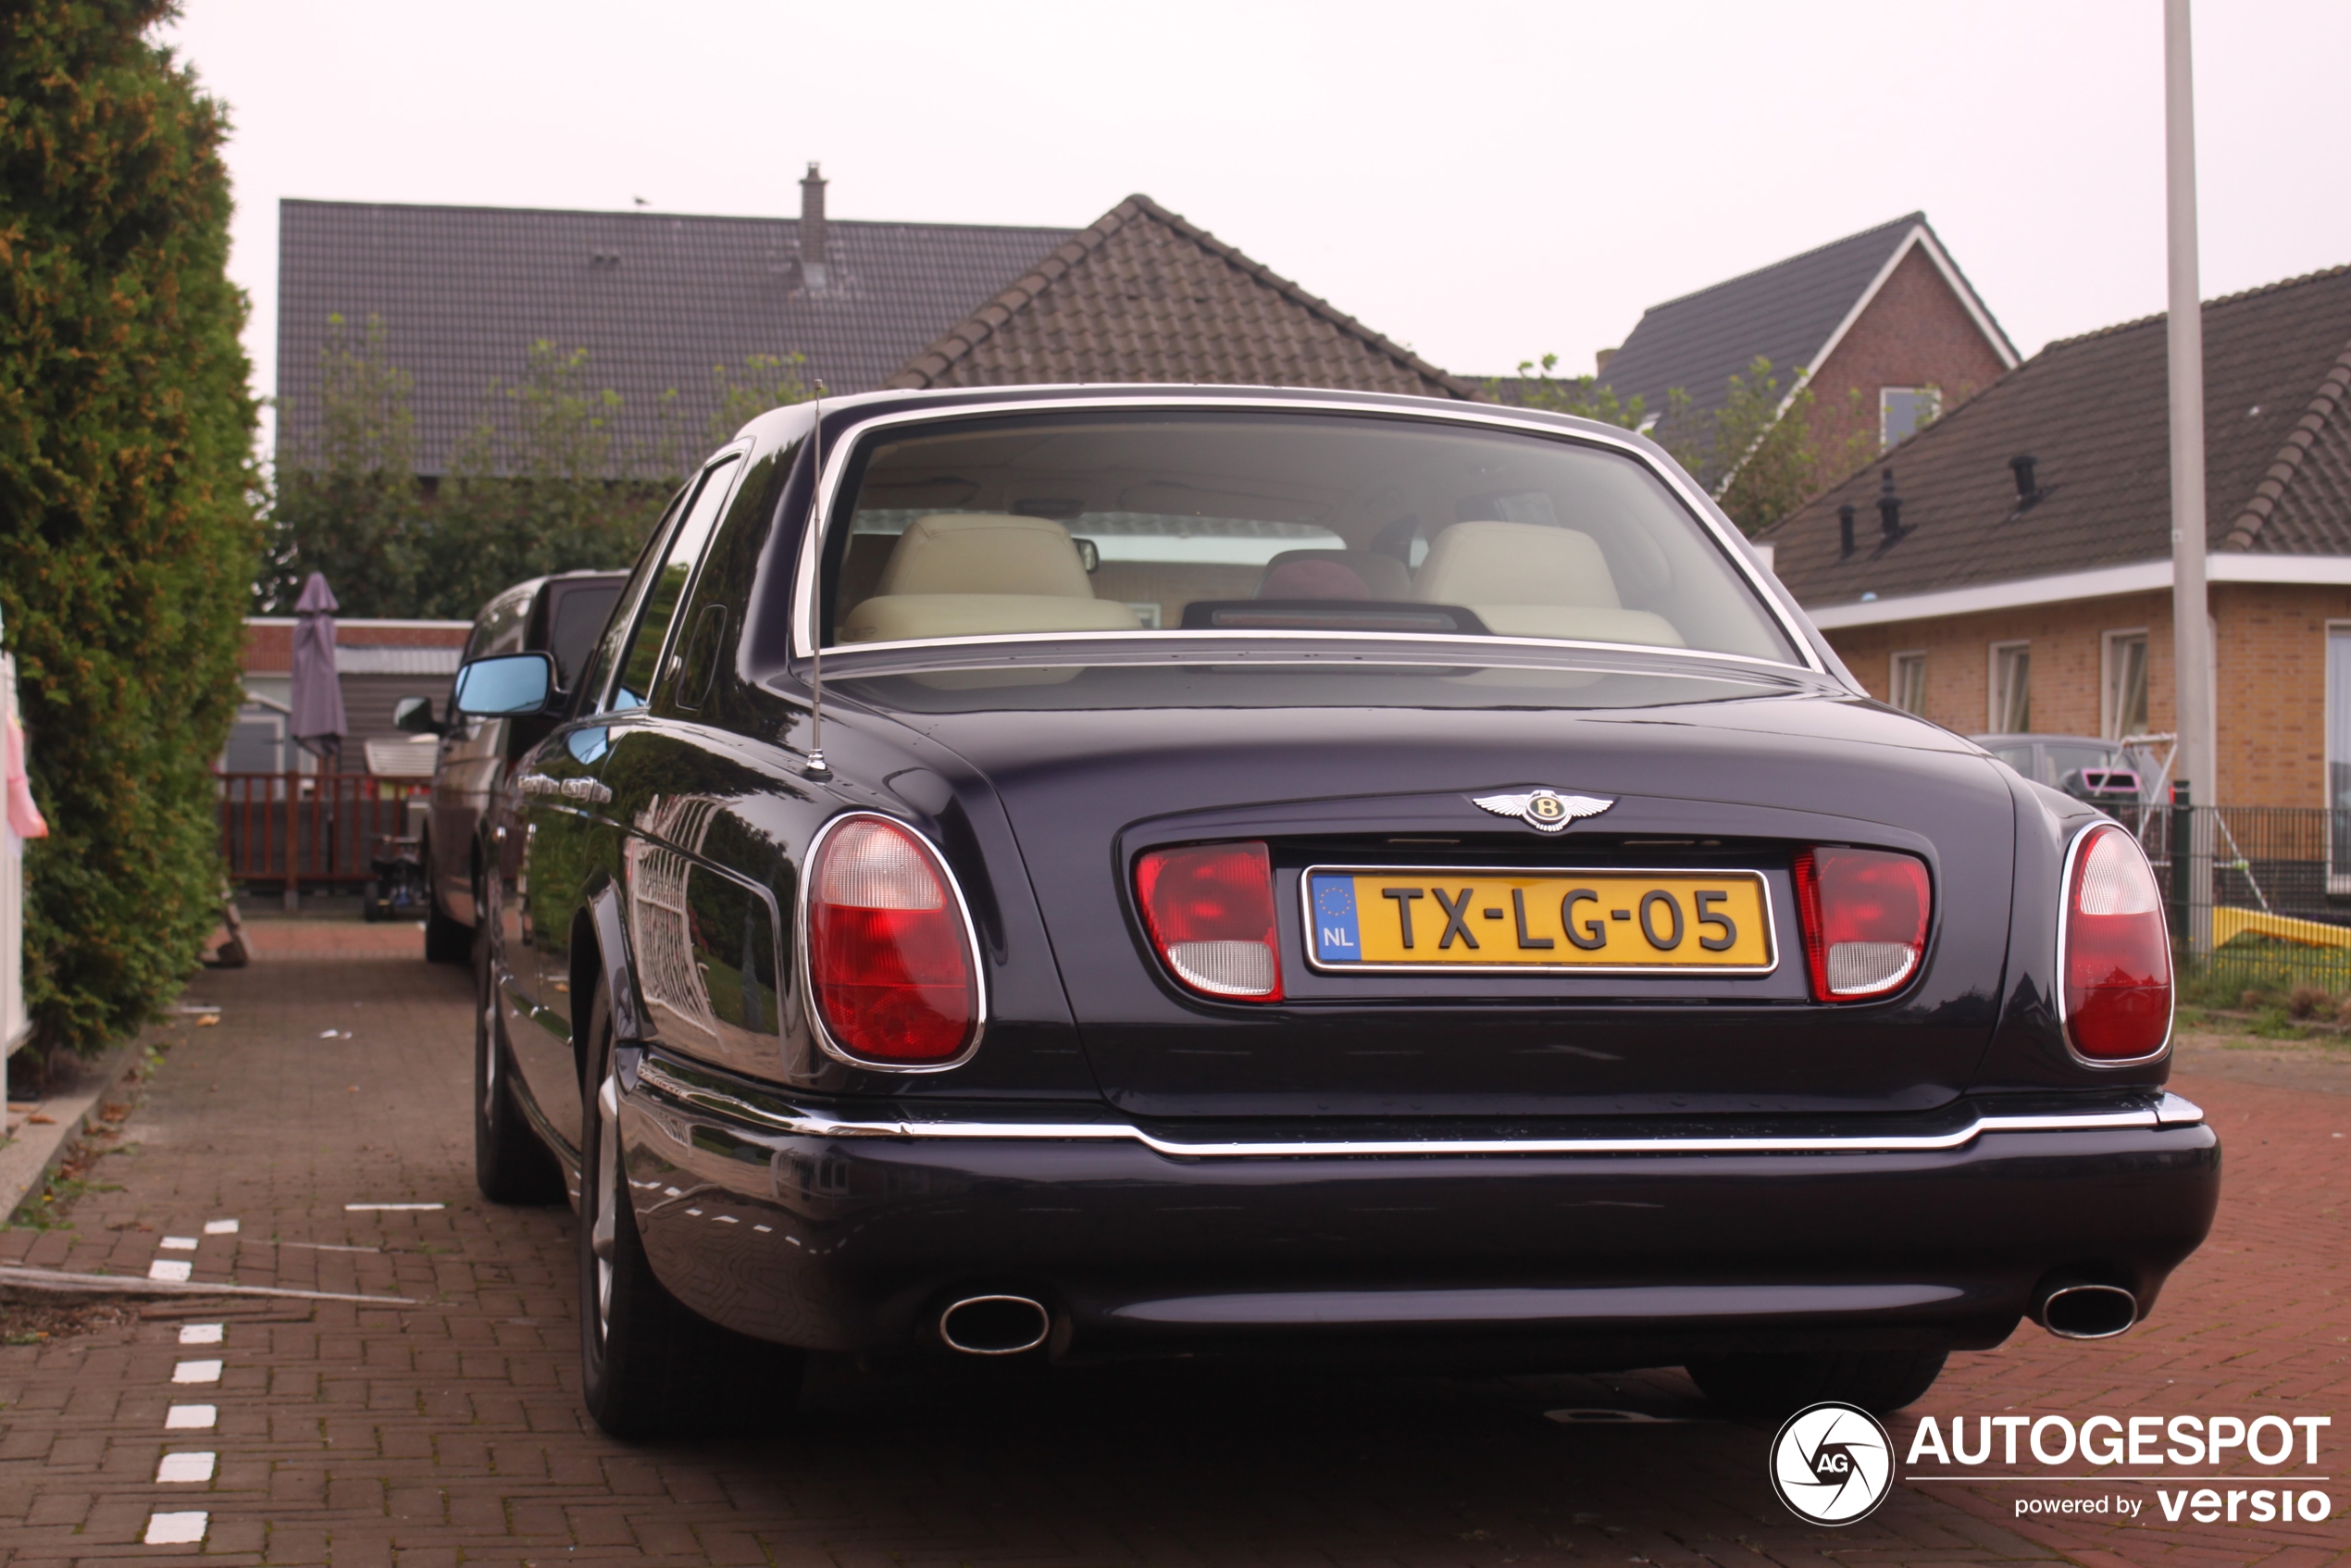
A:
1312,875,1361,964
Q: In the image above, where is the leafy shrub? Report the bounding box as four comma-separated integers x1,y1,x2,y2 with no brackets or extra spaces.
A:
0,0,261,1052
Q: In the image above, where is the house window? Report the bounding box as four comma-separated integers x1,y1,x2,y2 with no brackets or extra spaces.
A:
1881,387,1941,448
1989,641,2031,732
1889,652,1927,716
2102,630,2148,740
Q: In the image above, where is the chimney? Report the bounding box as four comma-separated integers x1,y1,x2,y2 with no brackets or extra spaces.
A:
1838,503,1857,557
2009,453,2039,502
799,162,828,289
1877,468,1903,540
1595,347,1618,376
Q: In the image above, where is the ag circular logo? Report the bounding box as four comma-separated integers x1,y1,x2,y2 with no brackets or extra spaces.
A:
1769,1401,1895,1525
1526,791,1568,824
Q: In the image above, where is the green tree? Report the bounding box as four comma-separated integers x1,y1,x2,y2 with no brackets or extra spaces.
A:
1676,359,1879,536
266,342,811,621
1491,354,1648,429
0,0,263,1054
422,342,665,620
708,352,810,448
259,314,422,613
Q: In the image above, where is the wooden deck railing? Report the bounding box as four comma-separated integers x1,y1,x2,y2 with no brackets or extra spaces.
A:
216,772,429,890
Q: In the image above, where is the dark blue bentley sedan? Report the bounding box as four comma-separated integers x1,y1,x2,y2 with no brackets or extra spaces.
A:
445,385,2214,1437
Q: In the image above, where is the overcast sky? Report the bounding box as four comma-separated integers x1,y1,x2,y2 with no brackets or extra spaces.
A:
163,0,2351,424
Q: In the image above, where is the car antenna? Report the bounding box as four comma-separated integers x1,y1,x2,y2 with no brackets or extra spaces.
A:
802,380,831,780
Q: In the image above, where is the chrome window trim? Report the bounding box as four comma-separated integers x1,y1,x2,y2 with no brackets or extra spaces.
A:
594,442,751,715
633,1055,2207,1158
1297,863,1780,977
787,394,1826,676
2054,819,2176,1068
796,809,989,1074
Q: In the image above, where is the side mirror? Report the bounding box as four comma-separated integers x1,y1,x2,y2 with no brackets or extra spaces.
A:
451,652,557,717
392,696,446,736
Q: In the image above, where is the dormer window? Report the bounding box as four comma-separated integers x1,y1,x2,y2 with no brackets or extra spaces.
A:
1881,387,1941,448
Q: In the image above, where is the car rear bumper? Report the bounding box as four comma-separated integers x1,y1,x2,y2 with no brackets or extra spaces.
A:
616,1050,2220,1366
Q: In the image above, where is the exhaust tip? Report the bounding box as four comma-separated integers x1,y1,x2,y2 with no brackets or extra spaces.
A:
939,1294,1050,1356
2039,1282,2137,1340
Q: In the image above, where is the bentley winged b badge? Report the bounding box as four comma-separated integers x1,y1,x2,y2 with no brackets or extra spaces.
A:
1472,788,1614,834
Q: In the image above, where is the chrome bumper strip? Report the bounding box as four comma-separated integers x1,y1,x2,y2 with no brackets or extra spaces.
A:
633,1059,2208,1160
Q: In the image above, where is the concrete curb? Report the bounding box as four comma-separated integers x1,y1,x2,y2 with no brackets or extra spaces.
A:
0,1039,140,1225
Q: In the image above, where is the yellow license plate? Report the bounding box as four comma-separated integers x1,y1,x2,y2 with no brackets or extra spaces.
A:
1302,867,1775,973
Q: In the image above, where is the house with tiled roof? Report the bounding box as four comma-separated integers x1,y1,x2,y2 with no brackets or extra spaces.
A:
1758,262,2351,808
276,168,1078,477
1594,213,2018,479
888,194,1471,400
276,174,1468,480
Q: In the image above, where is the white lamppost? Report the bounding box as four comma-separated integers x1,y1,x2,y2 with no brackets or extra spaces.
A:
2166,0,2215,952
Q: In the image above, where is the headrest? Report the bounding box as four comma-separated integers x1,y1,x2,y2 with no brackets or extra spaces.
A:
873,514,1094,600
1256,549,1412,601
1412,522,1620,609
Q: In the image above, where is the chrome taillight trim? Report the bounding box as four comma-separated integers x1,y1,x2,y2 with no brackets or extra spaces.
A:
797,810,989,1074
634,1055,2207,1158
2055,819,2175,1069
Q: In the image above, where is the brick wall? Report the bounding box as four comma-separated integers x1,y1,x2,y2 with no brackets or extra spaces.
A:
1806,244,2013,477
1823,582,2351,807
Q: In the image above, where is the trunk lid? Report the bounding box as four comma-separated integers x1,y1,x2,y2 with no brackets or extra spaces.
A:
882,677,2012,1121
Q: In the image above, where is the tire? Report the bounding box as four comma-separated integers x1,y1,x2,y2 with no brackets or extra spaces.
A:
423,848,473,964
1686,1348,1948,1418
474,931,566,1205
577,976,802,1439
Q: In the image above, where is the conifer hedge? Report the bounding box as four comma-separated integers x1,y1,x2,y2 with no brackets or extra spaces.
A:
0,1,261,1053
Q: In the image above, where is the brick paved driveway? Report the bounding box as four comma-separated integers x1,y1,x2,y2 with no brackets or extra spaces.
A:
0,944,2342,1566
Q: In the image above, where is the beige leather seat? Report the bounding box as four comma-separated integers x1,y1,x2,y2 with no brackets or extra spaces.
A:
1412,520,1684,646
840,514,1141,643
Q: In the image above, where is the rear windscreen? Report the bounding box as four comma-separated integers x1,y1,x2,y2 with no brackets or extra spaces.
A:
820,411,1796,665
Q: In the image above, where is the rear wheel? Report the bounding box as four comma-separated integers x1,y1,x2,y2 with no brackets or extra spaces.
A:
1685,1348,1947,1418
423,847,472,964
577,976,802,1439
474,931,565,1204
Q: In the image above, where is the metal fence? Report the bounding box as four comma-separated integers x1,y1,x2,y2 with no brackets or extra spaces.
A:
2110,802,2351,1000
217,772,428,892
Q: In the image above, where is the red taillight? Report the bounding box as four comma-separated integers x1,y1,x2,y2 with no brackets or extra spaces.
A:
807,816,976,1064
1135,840,1283,1002
1793,846,1931,1001
2062,824,2172,1060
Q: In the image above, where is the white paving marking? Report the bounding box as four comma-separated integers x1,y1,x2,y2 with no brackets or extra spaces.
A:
155,1451,216,1483
203,1218,239,1235
753,1225,772,1233
164,1404,216,1430
715,1214,738,1224
143,1511,207,1545
178,1324,223,1345
343,1202,442,1211
148,1259,193,1283
157,1237,197,1251
172,1360,222,1384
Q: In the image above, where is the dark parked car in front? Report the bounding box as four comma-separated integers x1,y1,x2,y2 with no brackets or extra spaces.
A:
446,385,2217,1437
398,570,627,961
